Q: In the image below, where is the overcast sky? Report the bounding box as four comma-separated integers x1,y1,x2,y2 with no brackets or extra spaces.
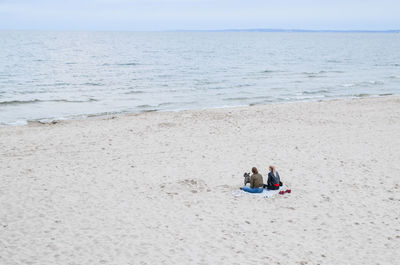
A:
0,0,399,31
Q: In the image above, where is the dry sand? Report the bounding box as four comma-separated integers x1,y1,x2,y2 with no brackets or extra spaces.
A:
1,96,399,265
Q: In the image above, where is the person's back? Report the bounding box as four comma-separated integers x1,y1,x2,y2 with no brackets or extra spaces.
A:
266,165,280,190
241,167,264,193
250,173,263,188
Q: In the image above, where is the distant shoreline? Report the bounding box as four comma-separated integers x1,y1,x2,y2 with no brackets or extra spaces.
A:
172,28,400,33
1,28,399,33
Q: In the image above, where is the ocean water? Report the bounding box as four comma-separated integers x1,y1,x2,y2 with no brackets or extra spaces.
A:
0,31,399,125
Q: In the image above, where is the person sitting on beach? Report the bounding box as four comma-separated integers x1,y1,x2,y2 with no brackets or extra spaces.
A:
263,165,282,190
241,167,264,193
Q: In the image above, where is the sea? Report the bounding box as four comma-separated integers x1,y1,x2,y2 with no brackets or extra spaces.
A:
0,31,399,125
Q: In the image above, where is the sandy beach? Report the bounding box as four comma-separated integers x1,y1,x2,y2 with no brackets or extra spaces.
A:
1,96,399,265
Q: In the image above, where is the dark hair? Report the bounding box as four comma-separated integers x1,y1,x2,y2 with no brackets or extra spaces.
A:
252,167,258,174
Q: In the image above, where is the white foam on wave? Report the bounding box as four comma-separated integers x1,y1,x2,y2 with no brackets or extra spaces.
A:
342,83,355,87
0,119,28,126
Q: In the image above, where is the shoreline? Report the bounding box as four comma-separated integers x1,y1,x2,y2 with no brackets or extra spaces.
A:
2,93,398,128
1,95,399,264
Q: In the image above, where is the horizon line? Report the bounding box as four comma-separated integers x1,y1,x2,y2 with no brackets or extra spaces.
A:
1,28,399,33
172,28,400,33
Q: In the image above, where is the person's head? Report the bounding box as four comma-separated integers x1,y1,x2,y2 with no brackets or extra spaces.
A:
269,165,276,173
252,167,258,174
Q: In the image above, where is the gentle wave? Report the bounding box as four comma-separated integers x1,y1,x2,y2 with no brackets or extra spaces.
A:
80,82,104,86
302,89,330,95
136,104,153,108
353,93,370,97
341,80,384,87
40,82,71,87
262,70,285,73
302,70,344,76
223,95,272,102
319,70,345,74
102,62,139,66
326,59,341,63
235,84,254,88
0,98,97,106
124,90,146,94
223,97,252,101
117,62,140,66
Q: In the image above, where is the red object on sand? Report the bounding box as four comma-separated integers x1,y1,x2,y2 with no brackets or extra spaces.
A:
286,189,291,193
279,190,285,195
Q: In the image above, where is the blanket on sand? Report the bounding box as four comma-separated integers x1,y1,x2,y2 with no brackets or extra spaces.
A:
232,185,288,198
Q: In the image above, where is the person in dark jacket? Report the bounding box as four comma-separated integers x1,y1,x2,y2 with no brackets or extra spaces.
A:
263,165,282,190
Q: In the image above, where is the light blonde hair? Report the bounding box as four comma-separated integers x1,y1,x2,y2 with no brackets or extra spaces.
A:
269,165,276,175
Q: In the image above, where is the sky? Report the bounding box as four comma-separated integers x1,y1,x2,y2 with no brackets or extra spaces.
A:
0,0,399,31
